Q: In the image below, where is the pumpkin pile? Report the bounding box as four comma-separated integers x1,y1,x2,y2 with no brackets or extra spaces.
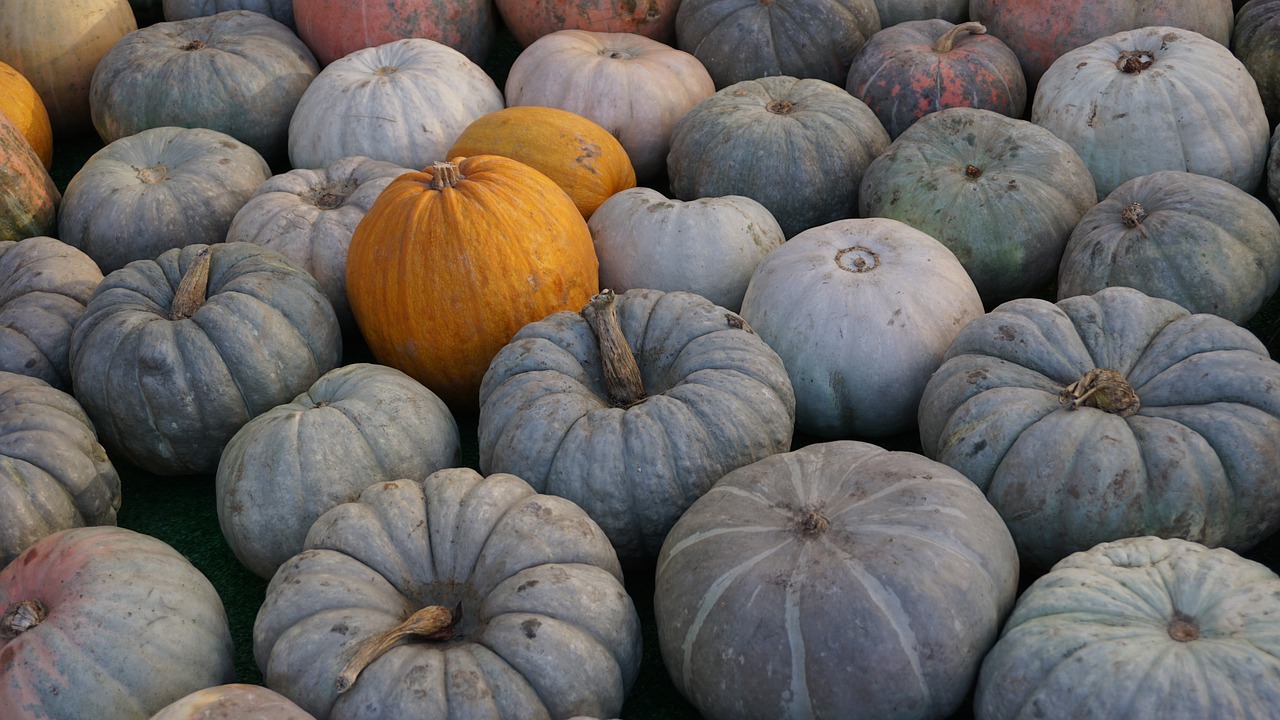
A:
3,1,1280,719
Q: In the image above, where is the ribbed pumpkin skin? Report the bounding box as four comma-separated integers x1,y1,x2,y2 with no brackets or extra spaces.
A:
0,371,120,569
496,0,679,46
293,0,495,65
655,441,1019,720
150,684,315,720
0,237,103,390
163,0,297,28
859,107,1096,305
1032,26,1268,199
0,61,52,170
674,0,882,88
846,20,1026,139
89,11,319,160
976,536,1280,719
1058,170,1280,325
448,106,637,219
668,75,890,238
346,155,599,414
1233,0,1280,127
69,242,343,476
918,286,1280,570
0,109,58,244
0,526,236,720
253,469,643,720
478,288,796,561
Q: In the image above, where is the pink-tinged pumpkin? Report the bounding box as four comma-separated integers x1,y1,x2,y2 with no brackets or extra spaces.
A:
0,109,58,244
293,0,495,66
496,0,679,47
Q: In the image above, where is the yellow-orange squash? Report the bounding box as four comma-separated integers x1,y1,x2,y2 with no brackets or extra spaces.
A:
0,61,52,170
346,155,599,413
447,105,637,219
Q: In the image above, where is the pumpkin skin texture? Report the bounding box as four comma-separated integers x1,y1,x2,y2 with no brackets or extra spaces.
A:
654,440,1020,720
0,526,236,720
587,188,786,312
674,0,882,89
845,20,1026,140
740,217,984,438
668,75,890,238
150,684,315,720
0,237,103,390
447,106,637,220
346,155,599,415
917,286,1280,571
58,126,272,274
163,0,297,29
216,362,462,580
226,155,414,336
293,0,495,66
504,29,715,182
0,61,52,170
253,468,643,720
478,288,796,561
0,108,58,244
859,107,1097,306
871,0,966,26
975,536,1280,720
1057,170,1280,325
0,371,120,569
496,0,679,46
1270,123,1280,209
69,242,343,477
1235,0,1280,127
89,11,319,160
1031,26,1269,199
288,38,503,171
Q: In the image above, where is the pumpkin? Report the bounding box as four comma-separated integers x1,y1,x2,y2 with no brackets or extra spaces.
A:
288,37,503,171
917,286,1280,570
674,0,882,88
587,188,786,312
0,60,52,170
447,105,637,220
150,684,315,720
1234,0,1280,127
871,0,966,26
654,440,1019,720
976,536,1280,719
858,107,1097,305
253,467,643,719
739,217,985,438
69,242,343,476
845,20,1026,139
346,156,599,415
163,0,297,29
1032,26,1270,199
1270,123,1280,209
225,155,415,336
293,0,495,66
667,75,890,238
217,362,462,579
969,0,1234,90
495,0,679,46
1058,170,1280,325
478,288,796,561
504,29,715,181
0,526,236,720
0,108,58,244
0,236,103,390
58,126,272,274
89,10,319,160
0,371,120,568
0,0,138,135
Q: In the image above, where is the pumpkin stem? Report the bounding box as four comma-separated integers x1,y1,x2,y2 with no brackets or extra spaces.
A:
1121,202,1147,228
796,511,828,538
1,599,46,640
582,289,646,407
1116,50,1155,74
1168,610,1199,642
1059,368,1140,417
336,604,458,694
430,161,464,190
934,21,986,53
169,246,213,321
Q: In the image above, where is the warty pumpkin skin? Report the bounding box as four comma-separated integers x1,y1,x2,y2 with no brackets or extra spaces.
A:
68,242,343,477
253,468,643,720
917,286,1280,571
0,526,236,720
293,0,496,66
0,60,52,170
346,155,600,415
0,108,59,245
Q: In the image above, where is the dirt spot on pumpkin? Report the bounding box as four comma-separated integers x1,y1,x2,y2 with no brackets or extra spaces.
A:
997,325,1017,341
520,618,541,639
516,580,539,593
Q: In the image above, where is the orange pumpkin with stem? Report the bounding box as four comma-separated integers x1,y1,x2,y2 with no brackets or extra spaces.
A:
345,155,600,414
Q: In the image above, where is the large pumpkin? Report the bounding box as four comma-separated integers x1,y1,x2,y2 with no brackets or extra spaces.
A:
495,0,679,46
253,468,643,719
0,108,58,244
871,0,966,26
0,526,236,720
654,440,1019,720
293,0,495,66
1233,0,1280,127
0,60,52,170
917,286,1280,570
69,242,343,476
478,288,796,561
346,155,599,414
163,0,297,28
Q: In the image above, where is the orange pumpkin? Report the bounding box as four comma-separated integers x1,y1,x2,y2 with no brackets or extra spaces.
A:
447,106,637,219
346,155,599,413
0,61,52,170
0,109,58,243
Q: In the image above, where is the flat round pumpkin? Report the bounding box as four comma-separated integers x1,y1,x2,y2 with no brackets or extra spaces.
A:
0,60,52,170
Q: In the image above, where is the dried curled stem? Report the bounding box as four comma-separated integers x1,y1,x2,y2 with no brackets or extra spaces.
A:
169,246,212,321
1,599,46,640
1060,368,1140,417
582,289,646,407
934,21,986,53
336,604,458,694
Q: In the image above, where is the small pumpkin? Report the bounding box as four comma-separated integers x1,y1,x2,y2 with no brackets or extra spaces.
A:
495,0,679,46
0,60,52,170
149,684,315,720
0,108,58,244
292,0,495,66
